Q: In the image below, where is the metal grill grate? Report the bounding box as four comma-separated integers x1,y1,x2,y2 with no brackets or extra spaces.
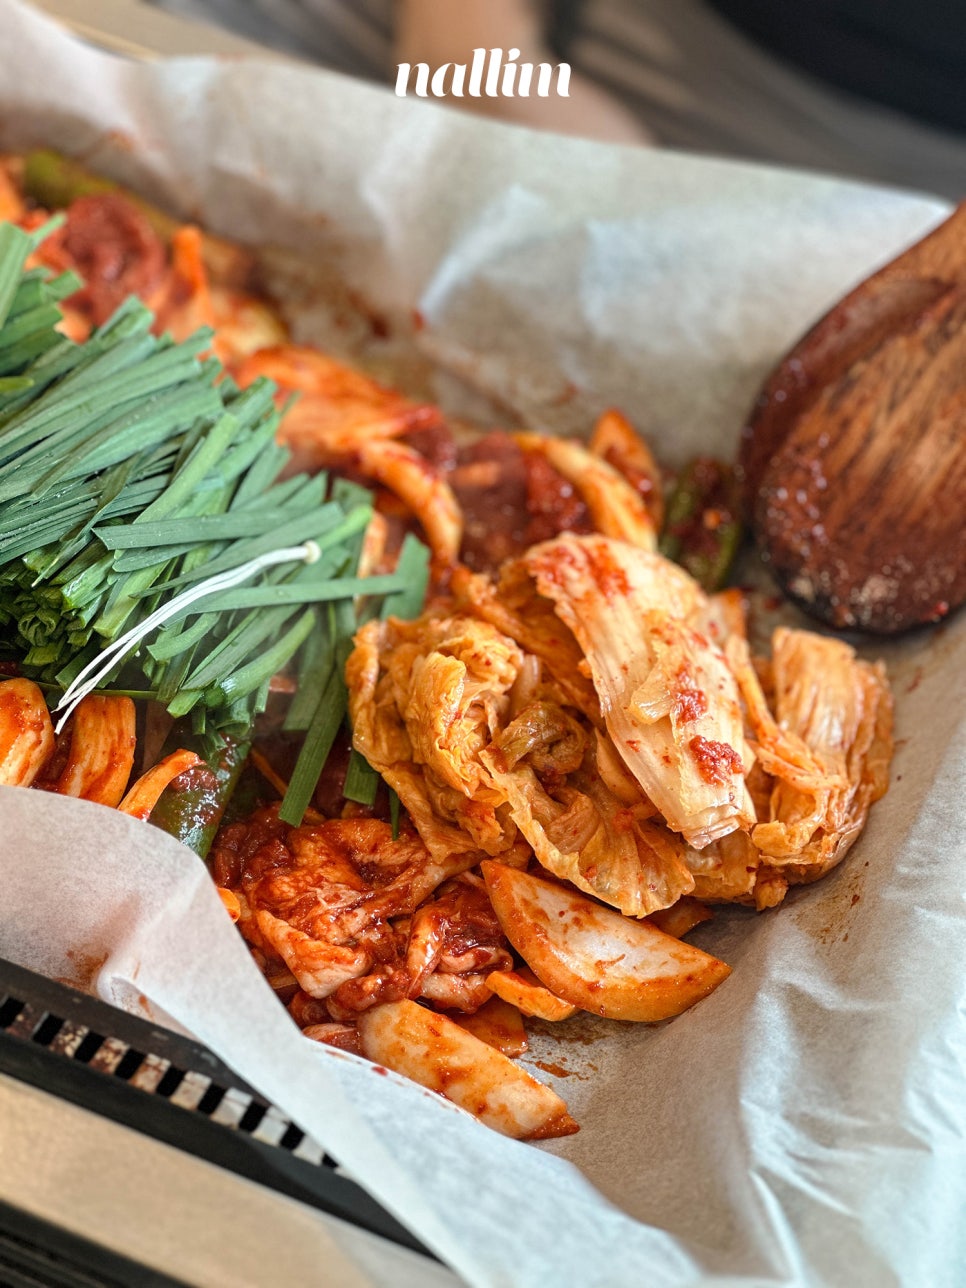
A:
0,982,324,1165
0,958,427,1258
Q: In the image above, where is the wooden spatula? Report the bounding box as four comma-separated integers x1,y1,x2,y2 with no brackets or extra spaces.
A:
738,205,966,635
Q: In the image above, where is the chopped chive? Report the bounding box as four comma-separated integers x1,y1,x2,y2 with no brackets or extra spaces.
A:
343,748,380,807
183,572,404,615
0,224,33,330
380,533,431,620
94,505,315,549
210,608,316,704
279,669,348,826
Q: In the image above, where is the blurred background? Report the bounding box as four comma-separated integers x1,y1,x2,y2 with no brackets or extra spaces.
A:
51,0,966,198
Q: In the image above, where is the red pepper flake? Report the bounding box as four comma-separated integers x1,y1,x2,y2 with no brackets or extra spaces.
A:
689,735,743,785
673,686,707,724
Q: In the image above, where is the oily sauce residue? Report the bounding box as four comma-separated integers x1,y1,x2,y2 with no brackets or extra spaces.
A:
522,1013,608,1083
528,1011,608,1050
905,666,924,694
62,948,108,991
531,1059,579,1080
806,859,870,946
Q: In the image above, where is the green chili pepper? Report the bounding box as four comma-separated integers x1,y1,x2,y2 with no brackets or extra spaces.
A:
659,457,743,592
147,730,250,859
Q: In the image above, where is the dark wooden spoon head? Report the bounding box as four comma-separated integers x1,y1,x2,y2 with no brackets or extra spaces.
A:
739,205,966,634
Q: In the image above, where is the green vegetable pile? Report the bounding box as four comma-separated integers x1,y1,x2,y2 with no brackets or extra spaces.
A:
0,218,428,825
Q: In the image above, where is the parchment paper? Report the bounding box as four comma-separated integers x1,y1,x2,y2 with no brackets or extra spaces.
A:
1,4,964,1286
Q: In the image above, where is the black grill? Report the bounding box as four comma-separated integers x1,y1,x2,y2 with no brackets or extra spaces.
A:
0,959,428,1262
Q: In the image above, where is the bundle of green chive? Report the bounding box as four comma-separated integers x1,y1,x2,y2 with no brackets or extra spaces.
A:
0,218,428,832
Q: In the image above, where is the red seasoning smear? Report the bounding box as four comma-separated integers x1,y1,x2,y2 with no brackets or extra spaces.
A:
689,735,743,785
585,543,631,600
672,667,708,724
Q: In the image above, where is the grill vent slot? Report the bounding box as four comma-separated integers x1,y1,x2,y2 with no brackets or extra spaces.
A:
113,1046,146,1081
0,996,23,1029
73,1030,108,1065
30,1012,65,1047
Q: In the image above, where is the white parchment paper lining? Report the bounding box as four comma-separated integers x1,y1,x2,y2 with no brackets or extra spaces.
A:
0,5,963,1286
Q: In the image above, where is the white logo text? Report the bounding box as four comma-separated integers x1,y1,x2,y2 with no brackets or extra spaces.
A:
396,47,571,99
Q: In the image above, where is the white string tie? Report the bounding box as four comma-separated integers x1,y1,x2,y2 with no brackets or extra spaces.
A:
53,540,321,733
